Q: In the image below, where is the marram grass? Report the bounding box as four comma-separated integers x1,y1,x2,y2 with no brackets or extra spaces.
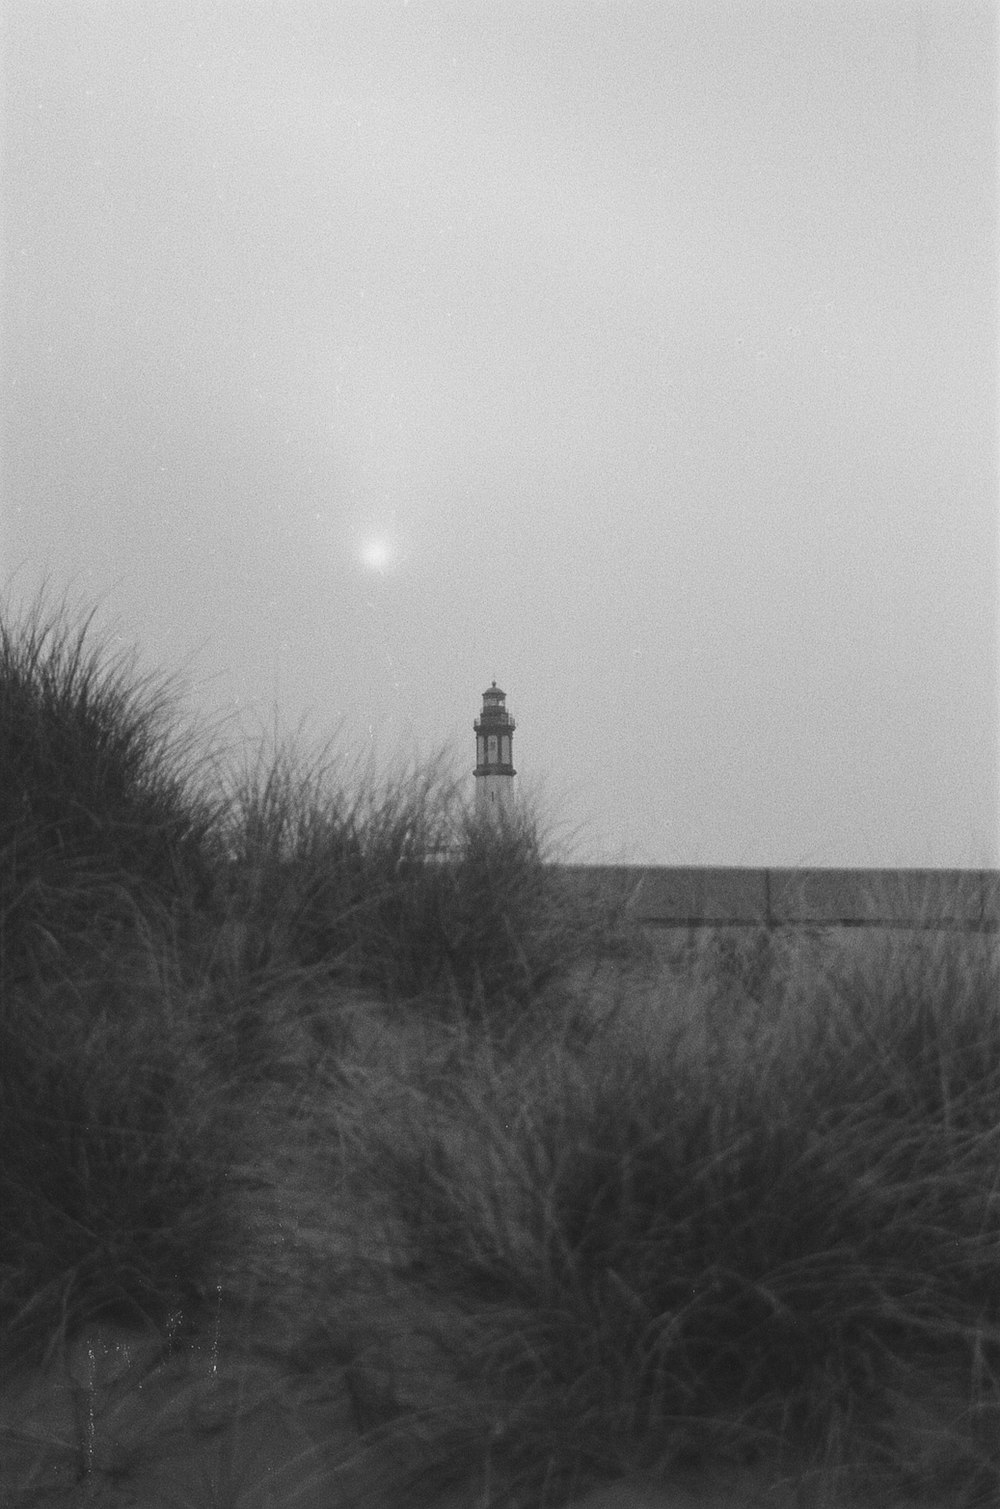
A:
1,592,998,1507
303,922,1000,1507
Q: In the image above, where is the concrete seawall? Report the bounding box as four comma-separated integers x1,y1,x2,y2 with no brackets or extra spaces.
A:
552,867,1000,930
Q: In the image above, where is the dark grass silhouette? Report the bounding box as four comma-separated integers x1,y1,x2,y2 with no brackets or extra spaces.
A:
2,590,998,1508
0,593,220,988
1,963,238,1365
0,594,238,1370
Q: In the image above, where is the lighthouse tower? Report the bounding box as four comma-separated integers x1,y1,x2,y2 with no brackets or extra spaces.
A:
474,681,516,815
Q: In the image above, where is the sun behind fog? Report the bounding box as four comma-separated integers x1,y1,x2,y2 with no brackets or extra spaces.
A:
358,536,394,573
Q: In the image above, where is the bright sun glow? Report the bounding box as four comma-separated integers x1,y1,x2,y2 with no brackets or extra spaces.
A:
359,536,394,573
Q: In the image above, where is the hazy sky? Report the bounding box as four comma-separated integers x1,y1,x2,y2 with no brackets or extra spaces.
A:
4,1,997,866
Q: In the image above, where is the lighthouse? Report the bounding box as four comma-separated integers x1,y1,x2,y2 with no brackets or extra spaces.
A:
474,681,516,815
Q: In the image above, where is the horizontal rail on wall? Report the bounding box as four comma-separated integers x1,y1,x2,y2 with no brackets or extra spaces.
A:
635,916,1000,932
550,867,1000,931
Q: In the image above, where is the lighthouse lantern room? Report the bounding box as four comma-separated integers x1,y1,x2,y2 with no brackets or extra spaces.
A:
474,681,516,814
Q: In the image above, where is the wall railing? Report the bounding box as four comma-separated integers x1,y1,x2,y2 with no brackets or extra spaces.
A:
548,866,1000,931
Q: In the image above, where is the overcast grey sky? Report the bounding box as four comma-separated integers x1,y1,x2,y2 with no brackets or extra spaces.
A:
3,1,997,866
